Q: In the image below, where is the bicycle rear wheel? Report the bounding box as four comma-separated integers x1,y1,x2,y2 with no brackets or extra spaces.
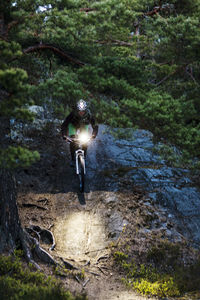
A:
78,155,85,192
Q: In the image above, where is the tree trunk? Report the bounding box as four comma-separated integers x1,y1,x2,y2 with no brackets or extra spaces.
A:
0,7,55,264
0,168,21,253
0,113,21,253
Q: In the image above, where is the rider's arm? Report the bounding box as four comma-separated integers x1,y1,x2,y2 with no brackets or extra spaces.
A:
90,115,98,138
61,112,74,137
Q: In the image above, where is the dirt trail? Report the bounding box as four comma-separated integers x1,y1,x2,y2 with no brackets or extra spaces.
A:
17,129,157,300
18,191,155,300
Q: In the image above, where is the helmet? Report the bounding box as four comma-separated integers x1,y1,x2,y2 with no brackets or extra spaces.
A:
77,99,87,111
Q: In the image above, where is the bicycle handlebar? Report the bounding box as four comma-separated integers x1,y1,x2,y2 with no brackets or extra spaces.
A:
66,136,92,144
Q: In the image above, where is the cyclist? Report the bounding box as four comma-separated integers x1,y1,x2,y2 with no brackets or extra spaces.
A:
61,99,98,164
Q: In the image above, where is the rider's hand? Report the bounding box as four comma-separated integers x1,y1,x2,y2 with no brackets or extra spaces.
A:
63,135,67,140
92,134,96,139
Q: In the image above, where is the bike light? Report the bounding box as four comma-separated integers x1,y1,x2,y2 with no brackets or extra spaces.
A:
79,132,90,143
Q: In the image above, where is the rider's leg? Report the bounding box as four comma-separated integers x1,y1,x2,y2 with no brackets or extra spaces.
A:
68,123,76,162
80,125,89,158
70,142,76,161
83,145,88,157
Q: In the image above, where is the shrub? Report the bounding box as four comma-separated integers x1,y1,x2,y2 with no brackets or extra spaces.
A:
114,242,200,298
0,254,86,300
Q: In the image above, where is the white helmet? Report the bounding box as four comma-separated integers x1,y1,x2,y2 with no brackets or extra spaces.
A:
77,99,87,111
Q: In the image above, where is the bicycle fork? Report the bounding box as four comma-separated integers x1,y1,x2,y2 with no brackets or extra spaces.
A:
75,149,86,174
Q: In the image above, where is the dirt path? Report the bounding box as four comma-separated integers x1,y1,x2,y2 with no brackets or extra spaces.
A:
18,190,156,300
17,130,157,300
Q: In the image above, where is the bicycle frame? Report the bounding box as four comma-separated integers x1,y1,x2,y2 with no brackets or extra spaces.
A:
66,131,91,192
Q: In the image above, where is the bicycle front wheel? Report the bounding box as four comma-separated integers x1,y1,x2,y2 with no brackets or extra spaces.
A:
78,155,85,192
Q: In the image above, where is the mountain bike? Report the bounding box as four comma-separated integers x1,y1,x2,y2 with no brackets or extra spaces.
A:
66,130,91,193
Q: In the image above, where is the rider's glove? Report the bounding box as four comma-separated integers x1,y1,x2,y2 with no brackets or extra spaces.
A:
92,133,96,139
63,135,67,140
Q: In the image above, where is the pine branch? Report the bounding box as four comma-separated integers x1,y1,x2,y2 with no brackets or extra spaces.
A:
80,8,96,13
0,12,36,40
6,20,19,36
155,69,178,86
22,44,86,66
145,3,173,17
95,39,132,47
146,6,162,17
185,65,199,85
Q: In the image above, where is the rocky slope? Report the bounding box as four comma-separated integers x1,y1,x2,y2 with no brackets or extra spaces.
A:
14,110,200,299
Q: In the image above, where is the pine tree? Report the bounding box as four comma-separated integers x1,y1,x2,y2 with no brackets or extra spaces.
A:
1,0,200,255
0,1,40,254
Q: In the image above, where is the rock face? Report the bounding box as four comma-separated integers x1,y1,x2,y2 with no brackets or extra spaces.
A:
87,125,200,246
14,106,200,246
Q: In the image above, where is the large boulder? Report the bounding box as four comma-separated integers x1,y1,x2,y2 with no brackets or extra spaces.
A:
88,125,200,245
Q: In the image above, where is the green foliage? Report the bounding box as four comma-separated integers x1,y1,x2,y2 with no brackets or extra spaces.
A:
0,146,40,169
0,9,39,169
0,41,22,68
36,69,84,108
0,40,33,119
114,252,180,297
132,277,180,298
114,251,128,262
0,68,27,93
1,0,200,168
0,254,86,300
114,240,200,298
146,240,181,269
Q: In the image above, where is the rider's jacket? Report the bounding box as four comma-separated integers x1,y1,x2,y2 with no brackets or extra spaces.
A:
61,109,98,137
